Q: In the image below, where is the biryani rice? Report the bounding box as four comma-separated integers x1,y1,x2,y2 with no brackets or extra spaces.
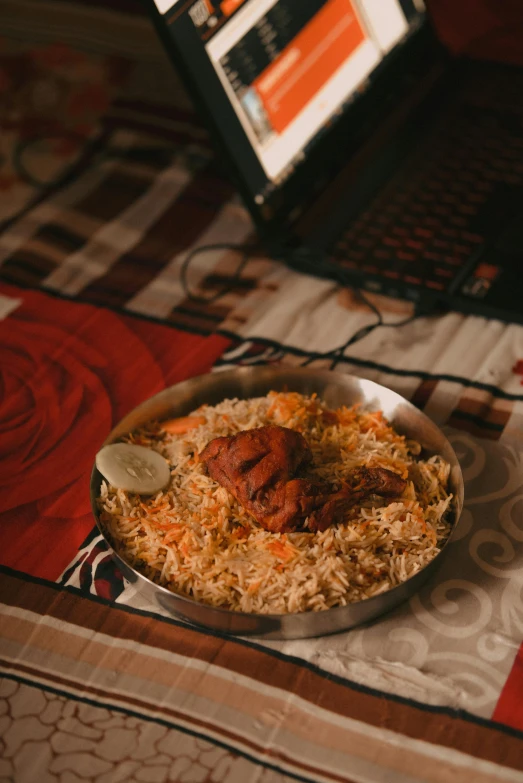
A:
97,391,453,614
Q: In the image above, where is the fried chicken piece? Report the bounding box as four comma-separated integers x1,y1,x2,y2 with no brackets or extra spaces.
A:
199,425,406,534
199,425,312,502
347,465,408,499
308,466,407,532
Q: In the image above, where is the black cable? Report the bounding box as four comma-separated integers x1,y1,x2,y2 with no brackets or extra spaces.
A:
8,135,423,340
301,287,421,369
179,242,423,349
179,241,260,304
330,310,420,370
0,129,113,235
12,131,92,190
330,288,422,369
7,129,426,344
11,133,188,191
1,133,190,233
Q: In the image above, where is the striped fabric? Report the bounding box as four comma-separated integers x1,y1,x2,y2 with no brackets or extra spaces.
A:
2,569,522,783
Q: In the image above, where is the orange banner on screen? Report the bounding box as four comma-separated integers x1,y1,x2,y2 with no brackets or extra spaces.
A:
220,0,246,15
253,0,366,135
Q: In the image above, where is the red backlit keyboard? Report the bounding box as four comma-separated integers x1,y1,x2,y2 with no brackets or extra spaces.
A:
331,100,523,298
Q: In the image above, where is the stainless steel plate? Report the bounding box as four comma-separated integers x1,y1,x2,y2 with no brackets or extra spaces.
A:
90,367,464,639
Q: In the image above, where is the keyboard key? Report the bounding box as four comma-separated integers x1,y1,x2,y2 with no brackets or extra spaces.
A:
414,228,434,238
329,98,523,301
449,216,468,227
347,249,366,260
461,231,483,243
383,237,401,247
351,220,367,232
406,239,424,250
357,237,375,249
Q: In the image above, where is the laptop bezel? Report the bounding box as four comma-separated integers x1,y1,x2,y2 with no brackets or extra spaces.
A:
146,2,444,245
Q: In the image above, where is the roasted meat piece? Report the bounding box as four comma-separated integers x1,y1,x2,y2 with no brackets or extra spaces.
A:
199,425,312,504
199,425,406,534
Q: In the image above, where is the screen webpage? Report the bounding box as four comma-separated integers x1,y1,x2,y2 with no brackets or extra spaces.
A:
154,0,425,197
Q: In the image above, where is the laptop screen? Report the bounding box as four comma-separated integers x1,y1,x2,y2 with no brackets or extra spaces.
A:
151,0,427,216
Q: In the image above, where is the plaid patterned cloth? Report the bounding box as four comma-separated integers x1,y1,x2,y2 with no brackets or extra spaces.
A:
1,2,523,782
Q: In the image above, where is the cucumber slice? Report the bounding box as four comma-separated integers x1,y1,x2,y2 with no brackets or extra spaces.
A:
96,443,171,494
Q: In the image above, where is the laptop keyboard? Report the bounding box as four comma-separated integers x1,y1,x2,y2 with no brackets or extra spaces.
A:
331,100,523,298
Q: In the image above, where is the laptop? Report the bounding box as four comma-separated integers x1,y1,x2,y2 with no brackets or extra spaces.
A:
147,0,523,325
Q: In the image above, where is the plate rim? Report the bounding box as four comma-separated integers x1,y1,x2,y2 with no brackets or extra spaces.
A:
90,367,465,629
